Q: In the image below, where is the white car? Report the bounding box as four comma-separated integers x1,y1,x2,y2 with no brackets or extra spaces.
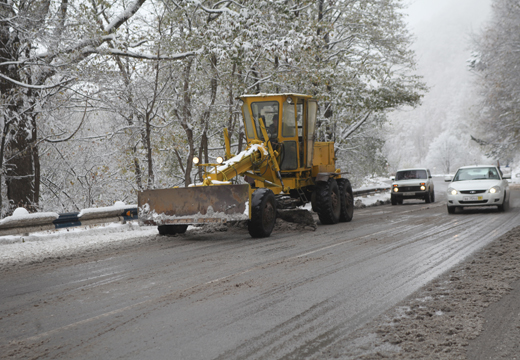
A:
446,165,511,214
391,168,435,205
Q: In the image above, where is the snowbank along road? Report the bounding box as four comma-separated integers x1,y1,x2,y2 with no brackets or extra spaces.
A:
1,178,519,359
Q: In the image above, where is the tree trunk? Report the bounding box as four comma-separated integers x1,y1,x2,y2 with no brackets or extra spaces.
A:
227,62,238,152
30,111,40,209
197,55,218,181
6,114,38,213
145,112,154,189
133,146,143,191
113,56,145,191
1,3,39,214
0,119,10,217
182,59,194,187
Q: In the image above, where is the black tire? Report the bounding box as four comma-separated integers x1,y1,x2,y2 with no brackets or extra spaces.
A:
337,178,354,222
314,178,341,225
158,225,188,235
447,206,456,214
431,189,435,203
391,194,397,205
398,198,403,205
248,188,277,238
497,192,508,212
425,191,431,203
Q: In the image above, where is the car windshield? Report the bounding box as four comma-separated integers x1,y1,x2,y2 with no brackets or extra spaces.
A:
453,167,500,181
395,170,427,180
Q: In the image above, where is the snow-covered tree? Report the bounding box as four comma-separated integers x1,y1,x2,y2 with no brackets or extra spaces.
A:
470,0,520,160
1,0,426,213
0,0,200,214
425,133,467,174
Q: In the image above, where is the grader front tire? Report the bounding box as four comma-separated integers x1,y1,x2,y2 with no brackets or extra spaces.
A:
315,178,341,225
248,188,277,238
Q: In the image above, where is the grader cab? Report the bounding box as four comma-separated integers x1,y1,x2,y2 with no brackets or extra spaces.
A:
138,93,354,238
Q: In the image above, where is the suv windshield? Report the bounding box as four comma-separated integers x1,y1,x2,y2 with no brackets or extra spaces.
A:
395,170,427,180
453,167,500,181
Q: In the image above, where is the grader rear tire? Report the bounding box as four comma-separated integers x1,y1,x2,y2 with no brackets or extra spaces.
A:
337,178,354,222
248,188,277,238
314,178,341,225
158,225,188,235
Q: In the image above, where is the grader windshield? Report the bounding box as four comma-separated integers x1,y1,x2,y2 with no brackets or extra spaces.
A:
250,101,279,141
240,94,317,170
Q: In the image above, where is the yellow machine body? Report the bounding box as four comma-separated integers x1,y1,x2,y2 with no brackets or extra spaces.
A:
138,94,351,236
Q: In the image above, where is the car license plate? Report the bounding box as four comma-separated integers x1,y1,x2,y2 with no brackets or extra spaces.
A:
463,196,483,201
402,192,415,196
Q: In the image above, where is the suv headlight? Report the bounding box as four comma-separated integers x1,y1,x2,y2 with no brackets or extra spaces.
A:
447,187,458,195
489,186,501,194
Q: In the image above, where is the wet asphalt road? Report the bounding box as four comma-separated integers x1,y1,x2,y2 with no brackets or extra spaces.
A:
1,177,519,359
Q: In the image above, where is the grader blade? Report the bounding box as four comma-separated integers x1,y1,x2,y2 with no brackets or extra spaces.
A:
138,184,251,225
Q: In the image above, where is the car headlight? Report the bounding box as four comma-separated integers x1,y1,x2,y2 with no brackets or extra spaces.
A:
448,187,458,195
420,185,426,191
489,186,501,194
393,187,399,192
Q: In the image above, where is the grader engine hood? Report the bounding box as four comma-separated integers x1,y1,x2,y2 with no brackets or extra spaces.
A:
138,184,251,226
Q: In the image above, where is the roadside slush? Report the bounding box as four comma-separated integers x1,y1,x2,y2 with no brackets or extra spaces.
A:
320,186,520,359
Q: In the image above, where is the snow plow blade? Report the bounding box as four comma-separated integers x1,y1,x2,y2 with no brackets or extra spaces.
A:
138,184,251,226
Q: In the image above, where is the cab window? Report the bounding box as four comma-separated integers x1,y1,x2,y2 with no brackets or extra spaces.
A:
282,100,296,137
242,103,255,139
250,101,279,140
296,102,303,138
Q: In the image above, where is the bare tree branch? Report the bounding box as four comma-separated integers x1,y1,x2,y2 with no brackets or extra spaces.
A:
0,73,73,89
43,100,88,143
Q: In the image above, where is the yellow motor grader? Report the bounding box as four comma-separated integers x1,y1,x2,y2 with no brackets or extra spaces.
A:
138,93,354,238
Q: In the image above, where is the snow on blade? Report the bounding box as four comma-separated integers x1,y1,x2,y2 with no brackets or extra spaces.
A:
140,206,249,225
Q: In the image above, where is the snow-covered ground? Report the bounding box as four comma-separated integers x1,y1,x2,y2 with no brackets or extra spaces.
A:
0,186,391,269
354,191,390,206
0,222,158,269
353,175,392,190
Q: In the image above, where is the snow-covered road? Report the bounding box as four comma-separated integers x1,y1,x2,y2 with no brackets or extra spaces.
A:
0,191,391,269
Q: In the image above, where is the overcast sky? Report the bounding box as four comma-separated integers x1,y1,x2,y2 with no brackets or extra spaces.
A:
384,0,493,171
404,0,492,111
405,0,491,29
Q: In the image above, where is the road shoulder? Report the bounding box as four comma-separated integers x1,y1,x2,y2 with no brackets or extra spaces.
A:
322,225,520,359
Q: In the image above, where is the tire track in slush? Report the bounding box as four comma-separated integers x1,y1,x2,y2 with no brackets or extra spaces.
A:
3,188,518,359
212,210,520,360
202,210,514,358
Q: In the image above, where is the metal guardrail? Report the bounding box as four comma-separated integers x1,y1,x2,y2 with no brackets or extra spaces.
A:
0,208,138,237
0,187,390,237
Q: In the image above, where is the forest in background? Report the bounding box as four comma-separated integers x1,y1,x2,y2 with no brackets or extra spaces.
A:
2,0,518,217
470,0,520,164
385,0,520,176
1,0,426,215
